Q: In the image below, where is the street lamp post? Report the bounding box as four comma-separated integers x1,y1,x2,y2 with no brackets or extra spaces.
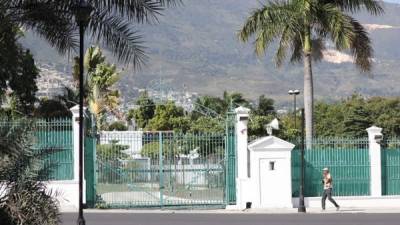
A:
298,108,306,213
288,89,300,130
75,1,93,225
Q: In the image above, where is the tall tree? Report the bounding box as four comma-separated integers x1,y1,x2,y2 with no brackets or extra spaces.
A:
0,16,39,116
9,50,39,115
147,101,184,131
254,95,275,116
193,95,225,118
0,15,20,99
127,91,155,129
34,99,72,118
223,91,250,110
69,46,122,128
343,104,371,137
87,62,121,128
239,0,383,146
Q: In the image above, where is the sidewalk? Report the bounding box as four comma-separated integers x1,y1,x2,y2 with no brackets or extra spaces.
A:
76,207,400,214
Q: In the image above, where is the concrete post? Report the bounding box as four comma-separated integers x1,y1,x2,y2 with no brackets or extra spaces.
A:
70,105,80,181
226,106,250,209
70,105,87,181
366,126,383,197
235,106,250,179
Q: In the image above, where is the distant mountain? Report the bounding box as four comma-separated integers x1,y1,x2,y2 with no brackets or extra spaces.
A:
21,1,400,106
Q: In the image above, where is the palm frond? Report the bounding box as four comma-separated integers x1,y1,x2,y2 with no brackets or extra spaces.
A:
91,0,181,22
89,8,148,68
4,0,179,66
275,26,293,67
12,1,78,54
316,4,355,50
348,18,373,72
91,0,162,23
323,0,384,15
316,3,373,72
289,35,303,63
239,0,301,58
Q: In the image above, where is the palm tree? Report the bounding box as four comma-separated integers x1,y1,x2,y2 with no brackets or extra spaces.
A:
2,0,179,66
65,46,123,128
0,121,59,225
84,46,106,73
222,91,250,110
88,62,122,129
239,0,383,146
68,46,124,128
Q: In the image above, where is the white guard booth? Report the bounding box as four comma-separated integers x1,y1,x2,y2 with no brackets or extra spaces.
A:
244,136,295,208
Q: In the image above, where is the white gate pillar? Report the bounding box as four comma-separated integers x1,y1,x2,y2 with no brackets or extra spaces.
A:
366,126,383,197
70,105,87,204
225,106,250,209
235,106,250,179
70,105,81,181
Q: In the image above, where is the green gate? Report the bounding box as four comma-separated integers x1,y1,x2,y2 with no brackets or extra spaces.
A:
84,114,97,208
382,138,400,195
0,118,74,181
292,137,370,197
95,131,231,208
225,109,236,205
34,119,74,181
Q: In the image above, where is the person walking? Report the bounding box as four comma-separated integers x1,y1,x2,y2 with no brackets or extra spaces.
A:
322,168,340,211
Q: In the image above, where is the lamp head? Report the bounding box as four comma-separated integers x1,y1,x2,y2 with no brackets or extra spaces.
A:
75,0,93,26
288,89,300,95
265,118,279,136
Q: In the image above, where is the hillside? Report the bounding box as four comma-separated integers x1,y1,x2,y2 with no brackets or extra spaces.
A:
20,1,400,106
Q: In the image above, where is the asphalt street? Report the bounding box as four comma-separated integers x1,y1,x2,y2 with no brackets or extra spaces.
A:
62,212,400,225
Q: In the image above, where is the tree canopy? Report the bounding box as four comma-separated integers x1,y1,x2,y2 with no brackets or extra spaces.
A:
239,0,383,145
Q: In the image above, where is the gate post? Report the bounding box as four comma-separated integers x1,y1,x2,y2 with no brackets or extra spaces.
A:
159,131,164,206
71,105,83,182
366,126,383,197
225,108,237,205
70,105,87,206
228,106,250,209
235,106,250,180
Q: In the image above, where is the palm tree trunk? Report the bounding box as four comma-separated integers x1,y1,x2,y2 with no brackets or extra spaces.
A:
303,29,314,149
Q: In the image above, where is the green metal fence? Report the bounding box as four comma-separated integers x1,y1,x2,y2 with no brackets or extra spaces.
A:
0,118,74,181
85,136,97,207
292,137,370,197
382,138,400,195
96,131,227,208
34,119,74,180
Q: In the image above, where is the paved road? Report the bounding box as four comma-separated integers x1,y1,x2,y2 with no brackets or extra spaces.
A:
62,213,400,225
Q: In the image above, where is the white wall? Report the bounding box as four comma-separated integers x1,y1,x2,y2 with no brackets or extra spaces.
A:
47,180,86,212
99,131,143,157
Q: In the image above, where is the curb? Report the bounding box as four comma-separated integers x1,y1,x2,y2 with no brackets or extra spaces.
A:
65,208,400,214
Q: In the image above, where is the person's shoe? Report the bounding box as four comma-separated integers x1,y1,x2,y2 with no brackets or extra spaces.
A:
336,206,340,211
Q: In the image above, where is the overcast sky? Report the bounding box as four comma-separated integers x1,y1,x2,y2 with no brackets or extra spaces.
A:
385,0,400,3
